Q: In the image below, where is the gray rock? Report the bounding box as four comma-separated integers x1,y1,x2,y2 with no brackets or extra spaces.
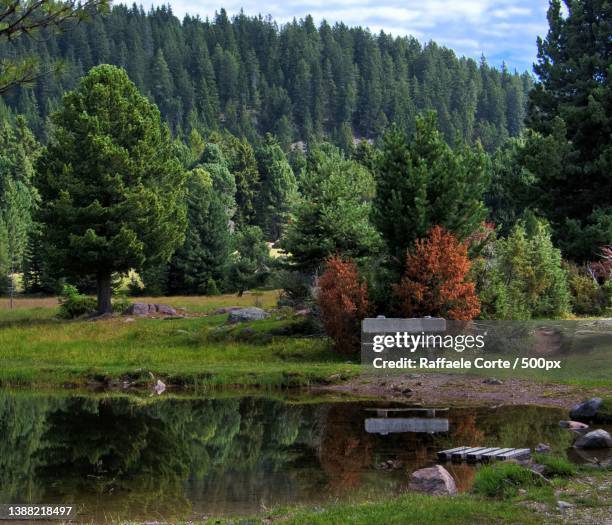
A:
535,443,551,453
574,429,612,449
409,465,457,496
559,420,589,431
155,304,177,315
557,500,574,510
126,303,177,316
127,303,150,316
153,379,166,395
483,377,504,385
227,307,270,323
570,398,602,420
213,306,243,314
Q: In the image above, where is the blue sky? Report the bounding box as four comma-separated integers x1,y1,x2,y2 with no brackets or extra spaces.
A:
147,0,551,72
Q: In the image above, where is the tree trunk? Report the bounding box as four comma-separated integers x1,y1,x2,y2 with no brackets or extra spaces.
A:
97,272,113,314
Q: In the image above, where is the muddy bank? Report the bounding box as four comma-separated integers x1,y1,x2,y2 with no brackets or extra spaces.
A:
316,372,609,409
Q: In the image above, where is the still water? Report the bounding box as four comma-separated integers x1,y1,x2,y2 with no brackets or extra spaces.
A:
0,391,590,522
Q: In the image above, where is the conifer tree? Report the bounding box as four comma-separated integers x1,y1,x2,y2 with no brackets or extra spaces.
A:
372,113,489,267
255,134,297,241
526,0,612,261
36,65,187,313
281,145,380,273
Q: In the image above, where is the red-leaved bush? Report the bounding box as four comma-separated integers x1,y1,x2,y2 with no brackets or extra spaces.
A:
317,256,369,354
394,225,480,320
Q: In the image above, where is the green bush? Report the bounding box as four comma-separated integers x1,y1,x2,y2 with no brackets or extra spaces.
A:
565,263,610,315
112,295,132,314
58,284,97,318
205,277,220,296
532,454,576,477
476,220,571,319
274,270,312,309
473,462,543,498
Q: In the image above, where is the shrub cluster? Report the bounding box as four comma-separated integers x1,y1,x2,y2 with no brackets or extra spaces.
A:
58,285,97,319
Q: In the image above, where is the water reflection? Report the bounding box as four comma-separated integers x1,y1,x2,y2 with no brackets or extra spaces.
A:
0,391,579,521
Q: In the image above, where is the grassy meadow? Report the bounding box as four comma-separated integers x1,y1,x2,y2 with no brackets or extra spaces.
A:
0,291,361,389
0,291,610,390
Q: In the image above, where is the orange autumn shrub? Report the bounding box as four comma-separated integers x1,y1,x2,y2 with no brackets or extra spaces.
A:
317,256,369,354
394,225,480,320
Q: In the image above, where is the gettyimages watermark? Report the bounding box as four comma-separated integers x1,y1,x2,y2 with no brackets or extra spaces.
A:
361,317,612,375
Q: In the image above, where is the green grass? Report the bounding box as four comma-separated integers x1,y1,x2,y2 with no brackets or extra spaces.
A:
268,495,540,524
598,396,612,421
195,493,540,525
0,293,362,389
532,453,577,477
1,292,610,389
473,462,545,498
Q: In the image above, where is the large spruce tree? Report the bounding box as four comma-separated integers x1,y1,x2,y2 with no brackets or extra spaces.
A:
526,0,612,260
372,112,489,267
281,145,380,273
255,134,297,241
36,65,187,313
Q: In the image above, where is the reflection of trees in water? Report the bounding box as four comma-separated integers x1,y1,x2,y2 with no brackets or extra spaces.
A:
0,393,323,517
450,411,485,446
476,405,572,453
319,404,374,492
0,393,577,518
0,392,53,502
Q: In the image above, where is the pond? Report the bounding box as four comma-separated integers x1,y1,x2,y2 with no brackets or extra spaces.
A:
0,390,601,522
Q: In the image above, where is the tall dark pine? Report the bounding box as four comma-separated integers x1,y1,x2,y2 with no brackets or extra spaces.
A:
36,65,187,313
527,0,612,260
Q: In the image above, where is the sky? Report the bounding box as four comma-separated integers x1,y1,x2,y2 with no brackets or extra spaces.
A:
145,0,551,73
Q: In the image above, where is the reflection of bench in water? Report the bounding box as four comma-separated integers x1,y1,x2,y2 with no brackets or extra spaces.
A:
437,446,531,462
365,417,449,434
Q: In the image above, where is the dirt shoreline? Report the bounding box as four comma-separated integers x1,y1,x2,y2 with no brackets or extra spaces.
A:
315,372,608,409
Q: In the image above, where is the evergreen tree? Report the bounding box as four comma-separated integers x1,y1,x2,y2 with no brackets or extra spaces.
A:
36,65,187,313
372,112,489,267
0,0,108,93
254,134,297,241
2,5,530,151
526,0,612,261
167,167,230,295
0,116,40,298
281,145,380,273
478,219,571,319
198,143,236,220
226,226,270,295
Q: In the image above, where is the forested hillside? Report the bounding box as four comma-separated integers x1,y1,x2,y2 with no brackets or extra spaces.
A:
0,4,531,150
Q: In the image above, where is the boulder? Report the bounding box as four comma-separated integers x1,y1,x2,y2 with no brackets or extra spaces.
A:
127,303,150,316
153,379,166,395
155,304,177,316
573,429,612,449
227,307,270,323
559,420,589,431
535,443,551,453
570,398,602,421
409,465,457,496
213,306,244,314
